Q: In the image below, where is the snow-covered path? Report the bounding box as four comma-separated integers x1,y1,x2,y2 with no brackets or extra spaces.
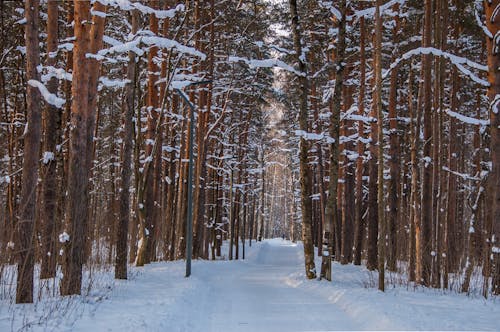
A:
64,238,500,332
71,239,364,332
192,240,361,331
7,238,497,331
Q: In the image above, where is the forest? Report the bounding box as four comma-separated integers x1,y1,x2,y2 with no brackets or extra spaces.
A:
0,0,499,330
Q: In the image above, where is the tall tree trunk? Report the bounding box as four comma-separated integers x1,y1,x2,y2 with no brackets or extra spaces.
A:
409,63,422,283
444,66,459,288
341,86,354,265
40,0,60,279
143,0,160,264
16,0,42,303
374,0,385,291
353,15,366,266
61,0,92,296
115,9,138,280
320,0,346,280
85,0,106,263
485,0,500,295
289,0,316,279
366,26,379,272
387,3,400,273
420,0,433,287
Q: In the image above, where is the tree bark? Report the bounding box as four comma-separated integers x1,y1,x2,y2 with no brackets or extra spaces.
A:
420,0,433,287
485,0,500,295
289,0,316,279
387,3,400,273
374,0,385,291
16,0,42,303
353,15,366,266
40,0,60,279
115,9,138,280
61,0,92,296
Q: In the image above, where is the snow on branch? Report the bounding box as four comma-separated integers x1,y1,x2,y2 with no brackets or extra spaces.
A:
98,38,144,57
444,108,489,126
294,130,324,141
341,104,376,123
319,1,341,20
349,0,406,20
228,56,304,77
99,77,131,89
131,3,185,19
142,36,206,60
475,1,493,38
96,0,185,19
28,80,65,108
39,65,73,83
97,36,206,60
442,166,481,182
382,47,489,87
490,94,500,114
103,35,122,47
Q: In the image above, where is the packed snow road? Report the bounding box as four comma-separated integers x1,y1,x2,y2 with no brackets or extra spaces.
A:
72,239,365,332
65,238,500,332
189,240,361,332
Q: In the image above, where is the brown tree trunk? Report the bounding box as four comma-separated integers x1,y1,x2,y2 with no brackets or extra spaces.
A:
61,0,92,296
40,0,60,279
85,1,106,263
485,0,500,295
374,0,385,291
341,86,354,265
353,15,366,266
409,63,422,283
16,0,42,303
289,0,316,279
444,67,459,288
387,3,400,273
420,0,433,287
115,9,138,279
143,0,160,264
366,29,379,272
321,0,346,280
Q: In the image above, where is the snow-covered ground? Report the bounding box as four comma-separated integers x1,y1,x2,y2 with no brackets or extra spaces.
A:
2,239,500,331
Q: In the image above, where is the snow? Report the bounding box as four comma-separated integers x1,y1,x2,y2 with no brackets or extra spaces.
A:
491,94,500,114
58,232,70,243
228,56,304,77
98,1,185,19
42,151,55,164
294,130,324,141
39,65,73,82
99,77,131,88
90,9,107,18
142,36,206,60
382,47,488,87
98,39,144,57
27,80,66,108
444,108,489,126
349,0,406,20
475,2,493,38
2,239,499,331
